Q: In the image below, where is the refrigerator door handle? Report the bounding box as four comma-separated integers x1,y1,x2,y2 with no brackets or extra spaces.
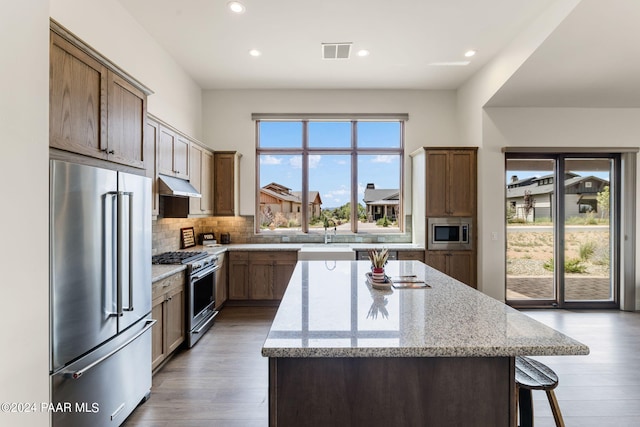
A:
124,191,134,312
116,190,136,315
116,191,124,317
107,191,120,318
69,319,156,379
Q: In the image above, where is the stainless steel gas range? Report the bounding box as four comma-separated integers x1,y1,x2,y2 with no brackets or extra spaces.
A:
152,251,220,347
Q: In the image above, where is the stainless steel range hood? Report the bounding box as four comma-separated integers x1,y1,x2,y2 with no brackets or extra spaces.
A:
158,174,201,198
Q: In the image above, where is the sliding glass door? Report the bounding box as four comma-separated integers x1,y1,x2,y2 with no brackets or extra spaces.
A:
505,154,618,308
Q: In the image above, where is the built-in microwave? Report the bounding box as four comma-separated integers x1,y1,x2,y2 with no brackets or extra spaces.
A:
427,217,472,250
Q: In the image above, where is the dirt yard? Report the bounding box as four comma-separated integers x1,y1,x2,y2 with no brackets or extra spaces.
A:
506,226,610,276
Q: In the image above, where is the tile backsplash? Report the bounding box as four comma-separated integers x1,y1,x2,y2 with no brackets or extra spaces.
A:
152,215,413,254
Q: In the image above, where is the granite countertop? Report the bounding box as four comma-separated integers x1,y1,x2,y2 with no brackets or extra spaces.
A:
151,264,187,283
262,260,590,358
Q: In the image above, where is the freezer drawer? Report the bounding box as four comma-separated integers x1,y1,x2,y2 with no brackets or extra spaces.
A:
51,319,155,427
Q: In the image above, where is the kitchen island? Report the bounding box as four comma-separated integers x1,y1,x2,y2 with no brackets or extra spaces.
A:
262,260,589,427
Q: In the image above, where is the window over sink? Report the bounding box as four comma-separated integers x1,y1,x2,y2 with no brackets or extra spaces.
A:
254,114,406,235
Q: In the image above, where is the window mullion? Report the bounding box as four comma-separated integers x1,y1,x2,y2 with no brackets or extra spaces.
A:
351,120,358,233
302,121,309,233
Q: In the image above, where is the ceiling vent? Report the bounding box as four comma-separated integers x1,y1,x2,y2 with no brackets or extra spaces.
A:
322,42,352,60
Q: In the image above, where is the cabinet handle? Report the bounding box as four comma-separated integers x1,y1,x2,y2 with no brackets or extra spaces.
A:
101,148,115,154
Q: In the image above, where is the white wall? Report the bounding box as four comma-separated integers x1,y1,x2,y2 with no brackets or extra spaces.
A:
457,0,581,299
483,107,640,306
202,89,458,216
50,0,203,139
0,2,50,427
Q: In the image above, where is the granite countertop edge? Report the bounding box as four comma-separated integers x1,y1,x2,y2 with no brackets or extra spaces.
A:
261,344,590,358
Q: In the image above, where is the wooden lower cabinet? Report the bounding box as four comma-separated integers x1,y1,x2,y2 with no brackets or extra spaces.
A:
398,250,425,262
228,251,297,301
215,251,228,310
228,251,249,299
425,251,476,288
151,271,186,372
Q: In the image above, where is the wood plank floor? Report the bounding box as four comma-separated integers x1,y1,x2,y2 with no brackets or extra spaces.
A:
123,307,640,426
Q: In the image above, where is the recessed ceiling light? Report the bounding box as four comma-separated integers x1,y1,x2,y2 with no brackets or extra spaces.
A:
248,49,261,57
357,49,370,57
464,50,477,58
227,1,246,14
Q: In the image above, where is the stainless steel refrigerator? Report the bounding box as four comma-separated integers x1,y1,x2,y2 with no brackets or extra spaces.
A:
50,160,154,426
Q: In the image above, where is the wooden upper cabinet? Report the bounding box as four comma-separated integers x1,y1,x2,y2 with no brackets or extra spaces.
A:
174,135,190,180
214,151,240,216
50,32,107,160
49,25,151,169
145,117,160,217
106,72,146,168
158,125,190,180
425,149,477,217
189,143,213,215
201,150,214,213
158,125,176,175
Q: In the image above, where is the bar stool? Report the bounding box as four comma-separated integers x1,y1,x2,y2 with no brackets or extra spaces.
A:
515,356,565,427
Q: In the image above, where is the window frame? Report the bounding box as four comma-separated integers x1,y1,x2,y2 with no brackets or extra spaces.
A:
255,118,405,234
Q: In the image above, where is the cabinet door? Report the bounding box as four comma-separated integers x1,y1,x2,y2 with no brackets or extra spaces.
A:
398,250,425,262
425,151,449,216
273,259,297,299
158,126,176,176
215,252,227,309
447,252,476,288
189,144,203,214
151,294,165,371
249,260,274,299
214,152,237,216
49,32,107,159
145,117,159,217
165,285,185,353
228,252,249,300
425,252,475,288
200,150,214,214
174,135,190,180
425,252,448,275
448,151,476,217
106,71,145,168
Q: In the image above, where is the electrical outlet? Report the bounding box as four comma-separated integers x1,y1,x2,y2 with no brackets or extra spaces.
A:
491,232,498,241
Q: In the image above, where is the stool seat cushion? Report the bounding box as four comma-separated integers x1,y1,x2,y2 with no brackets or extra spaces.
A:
515,356,559,390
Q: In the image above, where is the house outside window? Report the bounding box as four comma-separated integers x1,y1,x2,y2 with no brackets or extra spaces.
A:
254,115,405,234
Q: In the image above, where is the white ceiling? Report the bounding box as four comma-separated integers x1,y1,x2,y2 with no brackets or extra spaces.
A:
488,0,640,107
117,0,640,107
118,0,558,90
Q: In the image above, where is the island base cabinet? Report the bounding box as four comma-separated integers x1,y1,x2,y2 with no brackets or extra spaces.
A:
269,356,516,427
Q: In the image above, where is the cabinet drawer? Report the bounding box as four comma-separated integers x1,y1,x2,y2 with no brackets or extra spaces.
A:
229,251,249,261
152,271,186,299
250,251,298,262
398,250,425,261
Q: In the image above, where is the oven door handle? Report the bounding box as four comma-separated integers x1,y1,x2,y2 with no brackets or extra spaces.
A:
191,263,221,281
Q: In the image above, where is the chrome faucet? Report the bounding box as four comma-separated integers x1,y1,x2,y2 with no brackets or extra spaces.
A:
324,226,337,244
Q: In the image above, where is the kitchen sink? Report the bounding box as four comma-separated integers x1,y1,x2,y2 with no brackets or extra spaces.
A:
297,244,356,260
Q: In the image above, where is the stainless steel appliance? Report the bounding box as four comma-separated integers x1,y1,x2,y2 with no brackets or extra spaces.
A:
427,217,472,250
50,160,154,427
151,251,219,347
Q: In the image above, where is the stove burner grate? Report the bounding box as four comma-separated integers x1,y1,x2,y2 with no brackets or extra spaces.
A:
152,251,208,265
